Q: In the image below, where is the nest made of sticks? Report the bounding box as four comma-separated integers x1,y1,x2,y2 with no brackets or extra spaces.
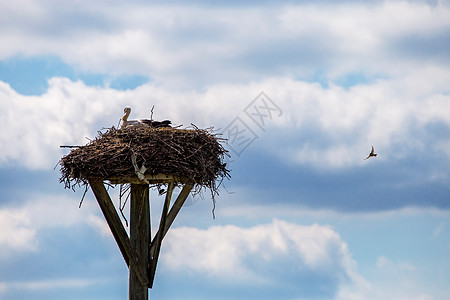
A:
59,126,230,195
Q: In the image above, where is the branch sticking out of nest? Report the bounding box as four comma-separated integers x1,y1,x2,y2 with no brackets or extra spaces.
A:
59,126,231,214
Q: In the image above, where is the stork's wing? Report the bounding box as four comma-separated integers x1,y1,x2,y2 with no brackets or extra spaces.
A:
139,119,152,126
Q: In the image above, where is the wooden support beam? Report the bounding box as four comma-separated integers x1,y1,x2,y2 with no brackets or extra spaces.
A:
149,182,193,258
129,184,150,300
107,174,187,185
88,178,149,287
148,180,174,288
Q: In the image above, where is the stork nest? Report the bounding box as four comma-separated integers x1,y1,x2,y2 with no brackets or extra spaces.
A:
59,126,230,195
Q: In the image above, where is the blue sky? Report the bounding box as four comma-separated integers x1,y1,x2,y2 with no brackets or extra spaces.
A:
1,1,450,299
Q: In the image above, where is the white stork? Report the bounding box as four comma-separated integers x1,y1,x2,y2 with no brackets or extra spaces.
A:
119,106,171,129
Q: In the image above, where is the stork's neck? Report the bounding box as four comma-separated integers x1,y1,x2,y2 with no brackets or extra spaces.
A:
122,111,130,121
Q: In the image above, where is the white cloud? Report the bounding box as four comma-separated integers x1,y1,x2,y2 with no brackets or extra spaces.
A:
2,278,97,291
433,222,445,238
375,255,415,272
86,214,112,238
0,207,38,256
2,68,449,174
0,192,111,259
337,252,448,300
0,278,103,297
0,1,449,87
220,201,450,222
161,219,364,291
0,78,122,168
335,256,437,300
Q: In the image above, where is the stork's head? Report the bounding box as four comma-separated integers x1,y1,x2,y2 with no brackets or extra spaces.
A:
123,106,131,116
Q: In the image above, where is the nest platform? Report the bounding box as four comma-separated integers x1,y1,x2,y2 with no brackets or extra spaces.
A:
59,126,230,192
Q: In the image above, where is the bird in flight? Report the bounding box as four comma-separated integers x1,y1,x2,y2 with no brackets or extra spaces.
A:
364,146,377,160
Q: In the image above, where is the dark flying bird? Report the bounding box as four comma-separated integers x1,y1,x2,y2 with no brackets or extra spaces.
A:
364,146,377,160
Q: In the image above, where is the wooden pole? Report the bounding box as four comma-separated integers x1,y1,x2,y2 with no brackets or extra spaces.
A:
129,184,150,300
88,178,192,294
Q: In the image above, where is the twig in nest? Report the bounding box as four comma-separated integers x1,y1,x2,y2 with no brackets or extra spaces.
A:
119,184,131,227
79,185,90,208
222,183,235,195
212,194,216,220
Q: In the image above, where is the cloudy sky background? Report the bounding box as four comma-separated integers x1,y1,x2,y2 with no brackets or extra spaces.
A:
1,0,450,299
